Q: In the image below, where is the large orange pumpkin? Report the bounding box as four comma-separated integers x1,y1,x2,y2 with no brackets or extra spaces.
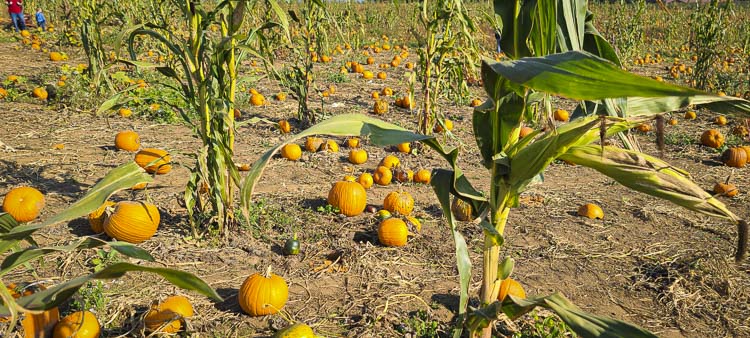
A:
238,267,289,316
144,295,194,333
383,191,414,216
88,201,115,233
721,147,747,168
53,311,100,338
134,148,172,174
103,201,160,243
115,130,141,152
2,186,45,223
327,177,367,217
378,218,408,247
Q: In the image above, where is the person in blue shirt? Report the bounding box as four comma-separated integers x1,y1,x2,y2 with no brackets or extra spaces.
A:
34,8,45,31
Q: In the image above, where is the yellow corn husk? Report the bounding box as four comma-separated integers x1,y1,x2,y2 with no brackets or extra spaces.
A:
560,145,738,222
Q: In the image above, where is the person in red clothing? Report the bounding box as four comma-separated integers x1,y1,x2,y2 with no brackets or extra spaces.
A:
6,0,26,32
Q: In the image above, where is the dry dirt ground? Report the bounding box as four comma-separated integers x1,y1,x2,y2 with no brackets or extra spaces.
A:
0,35,749,338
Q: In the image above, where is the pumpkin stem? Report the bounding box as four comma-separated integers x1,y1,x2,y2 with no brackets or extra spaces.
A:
725,173,733,185
264,266,273,278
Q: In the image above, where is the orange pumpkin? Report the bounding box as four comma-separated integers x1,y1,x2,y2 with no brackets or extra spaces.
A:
346,138,360,148
304,137,324,152
373,166,393,186
327,177,367,217
553,109,569,122
88,201,116,233
53,311,100,338
103,201,160,243
358,173,374,189
2,186,45,223
396,143,411,153
497,278,526,302
281,144,302,161
373,100,388,115
383,190,414,216
278,120,292,134
32,87,48,100
348,149,368,164
413,169,431,184
577,203,604,219
722,147,747,168
144,295,194,333
519,127,534,138
379,155,400,169
395,169,413,183
19,283,60,338
134,148,172,174
700,129,725,148
238,268,289,316
378,218,408,247
115,130,141,152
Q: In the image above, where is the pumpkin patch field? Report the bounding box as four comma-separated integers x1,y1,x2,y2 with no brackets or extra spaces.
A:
1,1,750,337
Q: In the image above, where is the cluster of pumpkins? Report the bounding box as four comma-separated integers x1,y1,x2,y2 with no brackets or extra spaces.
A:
695,118,749,198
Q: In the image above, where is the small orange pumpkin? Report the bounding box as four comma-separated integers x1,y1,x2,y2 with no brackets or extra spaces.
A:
383,190,414,216
32,87,48,100
373,100,388,115
134,148,172,174
553,109,569,122
2,186,45,223
700,129,725,148
378,218,408,247
88,201,116,233
346,138,360,148
144,295,194,333
53,311,100,338
281,144,302,161
238,267,289,316
373,166,393,186
103,201,160,243
358,173,374,189
348,149,368,164
304,137,324,152
413,169,431,184
328,177,367,217
396,142,411,153
497,278,526,302
714,182,739,197
379,155,400,169
577,203,604,219
278,120,292,134
115,130,141,152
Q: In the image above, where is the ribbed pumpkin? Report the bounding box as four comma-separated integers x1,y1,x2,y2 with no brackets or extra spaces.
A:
144,295,194,333
373,100,388,115
358,173,374,189
88,201,115,233
281,144,302,161
497,278,527,302
19,283,59,338
373,166,393,186
53,311,100,338
323,140,339,152
273,323,316,338
346,138,360,148
380,155,400,169
2,186,45,223
327,177,367,217
383,191,414,216
700,129,724,148
348,149,368,164
238,267,289,316
103,201,160,243
721,147,747,168
134,148,172,174
451,197,472,221
378,218,408,247
413,169,431,184
714,182,738,197
115,130,141,152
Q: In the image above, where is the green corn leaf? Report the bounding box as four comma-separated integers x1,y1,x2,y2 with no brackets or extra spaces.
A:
0,262,221,315
240,114,430,221
431,169,471,338
483,51,750,116
0,213,17,234
498,257,515,280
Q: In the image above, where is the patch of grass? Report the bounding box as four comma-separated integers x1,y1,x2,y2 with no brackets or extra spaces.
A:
327,72,350,83
513,311,576,338
316,203,340,215
69,281,106,313
395,310,440,337
239,198,297,238
664,132,695,146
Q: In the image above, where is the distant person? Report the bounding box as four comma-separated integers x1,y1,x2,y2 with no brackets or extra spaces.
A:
35,8,46,31
494,30,502,54
5,0,25,32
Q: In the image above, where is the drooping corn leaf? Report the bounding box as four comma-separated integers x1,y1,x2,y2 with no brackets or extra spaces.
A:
431,169,472,338
0,262,221,315
560,145,746,261
484,51,749,113
0,238,153,276
240,114,430,221
0,162,153,243
0,213,17,234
